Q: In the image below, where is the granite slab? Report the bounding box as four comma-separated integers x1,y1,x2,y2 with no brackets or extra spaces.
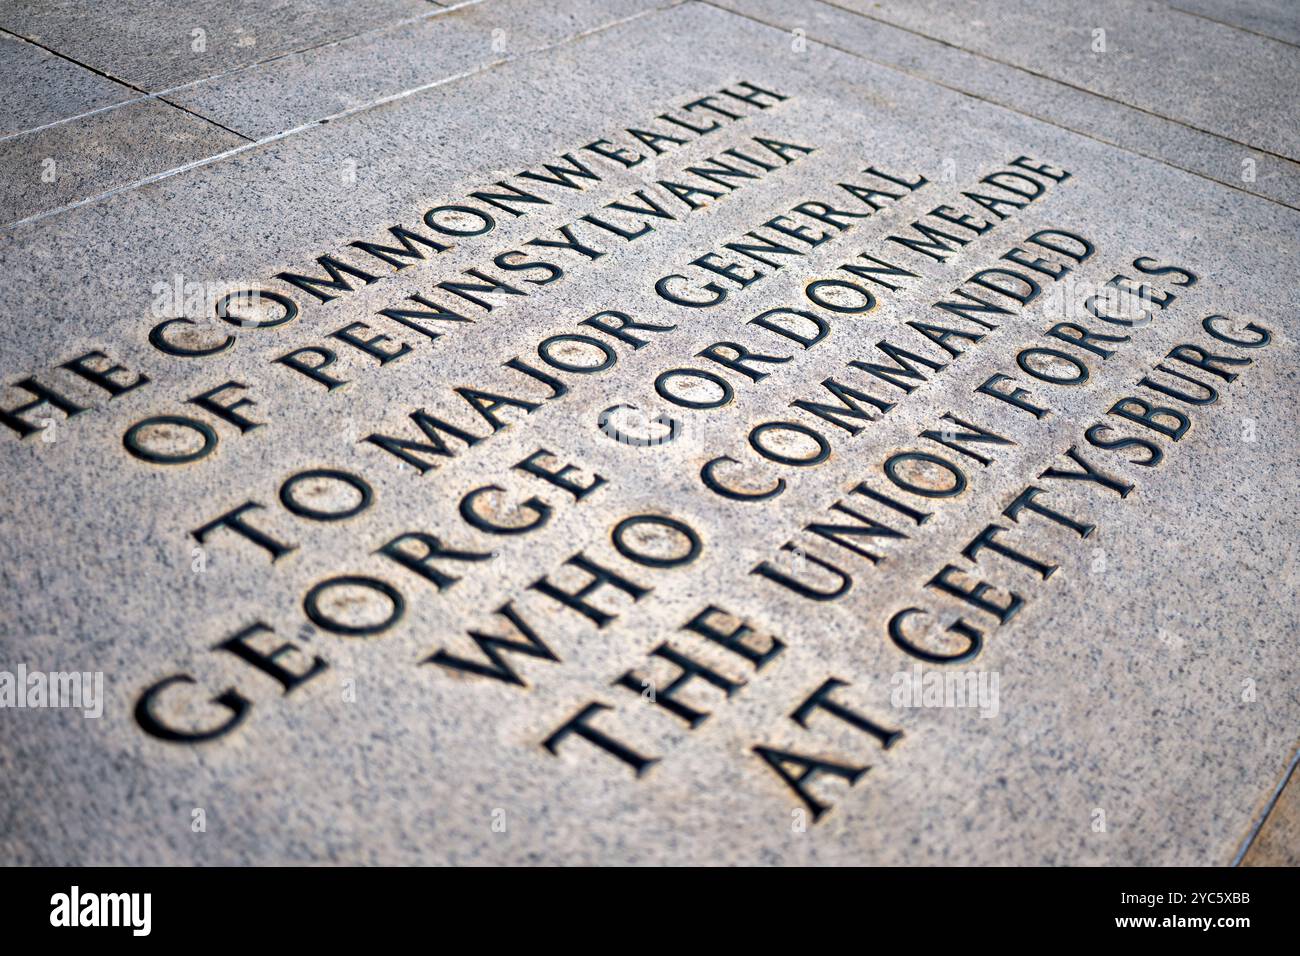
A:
712,0,1300,209
167,0,675,139
0,97,244,225
0,0,1296,866
0,31,134,136
821,0,1300,161
1168,0,1300,46
0,0,436,91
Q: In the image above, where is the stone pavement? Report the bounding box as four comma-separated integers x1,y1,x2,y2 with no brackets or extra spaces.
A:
0,0,1296,865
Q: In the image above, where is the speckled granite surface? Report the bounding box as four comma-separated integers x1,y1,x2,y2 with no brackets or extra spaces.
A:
0,98,243,223
0,0,1296,865
166,0,672,139
0,0,437,90
712,0,1300,209
0,31,132,134
819,0,1300,161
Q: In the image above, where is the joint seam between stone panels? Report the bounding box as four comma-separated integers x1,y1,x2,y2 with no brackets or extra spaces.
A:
1231,744,1300,866
1,0,687,232
0,96,140,144
0,26,147,142
157,0,480,96
0,90,250,146
0,24,252,174
1159,1,1300,52
154,96,254,142
0,1,474,142
0,72,250,154
0,67,486,233
0,25,147,95
700,0,1300,214
811,0,1300,168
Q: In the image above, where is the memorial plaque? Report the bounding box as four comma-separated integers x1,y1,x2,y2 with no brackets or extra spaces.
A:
1,0,1297,868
